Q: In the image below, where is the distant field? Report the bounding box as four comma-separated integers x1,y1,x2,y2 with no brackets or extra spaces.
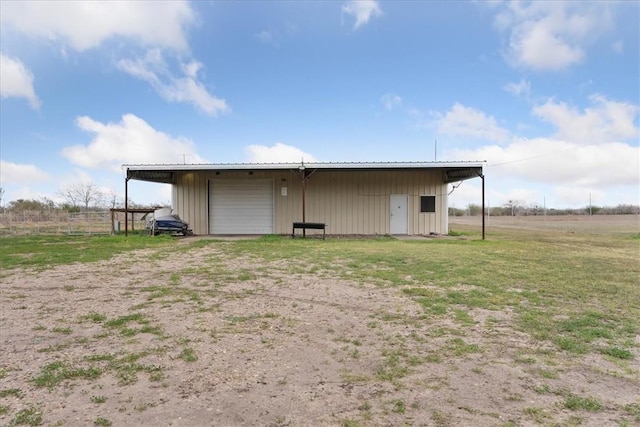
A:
450,213,639,235
1,217,639,426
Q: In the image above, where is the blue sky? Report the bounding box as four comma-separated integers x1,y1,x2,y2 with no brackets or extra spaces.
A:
1,0,638,209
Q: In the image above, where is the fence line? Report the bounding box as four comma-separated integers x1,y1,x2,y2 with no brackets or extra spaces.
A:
0,211,117,236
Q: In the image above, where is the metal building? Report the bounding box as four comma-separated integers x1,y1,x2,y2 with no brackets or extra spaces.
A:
125,161,484,236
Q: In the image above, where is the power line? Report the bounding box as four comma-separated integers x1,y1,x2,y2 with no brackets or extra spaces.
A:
487,146,574,168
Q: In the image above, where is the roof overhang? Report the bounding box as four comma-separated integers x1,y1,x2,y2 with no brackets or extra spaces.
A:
124,161,484,184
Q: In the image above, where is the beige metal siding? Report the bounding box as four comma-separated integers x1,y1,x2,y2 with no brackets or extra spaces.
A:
173,169,449,235
173,172,208,235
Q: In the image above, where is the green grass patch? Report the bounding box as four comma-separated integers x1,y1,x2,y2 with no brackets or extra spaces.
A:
178,348,198,362
32,361,102,388
107,352,164,385
33,351,164,388
376,349,410,381
142,285,202,304
81,312,107,323
600,346,634,360
104,313,147,328
623,403,640,421
0,235,174,272
8,405,43,427
94,417,112,426
0,388,23,398
563,394,602,411
444,338,482,356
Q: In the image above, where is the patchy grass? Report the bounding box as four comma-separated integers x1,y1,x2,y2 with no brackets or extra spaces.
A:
0,234,174,272
563,394,603,411
226,224,639,359
93,417,112,426
32,361,102,388
623,403,640,421
8,404,43,426
178,348,198,362
2,217,638,425
0,388,23,398
90,395,107,404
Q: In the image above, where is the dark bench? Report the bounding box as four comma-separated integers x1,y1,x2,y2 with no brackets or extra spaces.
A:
292,222,326,239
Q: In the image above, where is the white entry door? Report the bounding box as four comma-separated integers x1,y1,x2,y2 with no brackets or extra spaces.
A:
390,194,408,234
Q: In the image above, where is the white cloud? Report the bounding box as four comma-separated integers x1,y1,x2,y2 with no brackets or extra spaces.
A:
256,30,277,46
1,1,227,115
533,95,639,144
612,40,624,54
434,103,511,143
503,79,531,98
448,137,640,187
381,93,402,110
118,49,229,116
0,0,195,52
244,143,318,163
493,1,614,70
0,160,49,184
0,54,41,109
342,0,382,30
62,114,207,172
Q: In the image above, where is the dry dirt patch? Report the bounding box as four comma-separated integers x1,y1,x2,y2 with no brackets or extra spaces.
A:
1,241,638,426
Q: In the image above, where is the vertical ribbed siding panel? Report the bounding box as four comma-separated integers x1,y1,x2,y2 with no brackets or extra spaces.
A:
174,173,184,229
175,172,209,235
409,171,416,235
197,174,208,234
368,179,376,234
358,172,365,234
343,173,350,234
337,173,344,234
174,173,185,232
330,174,337,233
416,172,423,236
411,171,419,235
441,182,448,233
274,172,283,234
282,171,303,234
381,178,388,235
432,172,438,234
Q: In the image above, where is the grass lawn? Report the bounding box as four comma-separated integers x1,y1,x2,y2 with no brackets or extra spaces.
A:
0,216,638,426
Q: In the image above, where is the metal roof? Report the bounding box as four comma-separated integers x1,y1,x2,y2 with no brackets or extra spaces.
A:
124,161,484,184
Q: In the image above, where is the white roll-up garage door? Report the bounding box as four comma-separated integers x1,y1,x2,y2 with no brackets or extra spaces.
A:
209,179,273,234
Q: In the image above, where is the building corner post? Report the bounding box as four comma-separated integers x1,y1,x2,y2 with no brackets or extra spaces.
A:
125,171,129,237
481,173,485,241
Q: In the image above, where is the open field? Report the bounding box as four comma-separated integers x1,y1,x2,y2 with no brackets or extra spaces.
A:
449,214,639,235
1,216,639,426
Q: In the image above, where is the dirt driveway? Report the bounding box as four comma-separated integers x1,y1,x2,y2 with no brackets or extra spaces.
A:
1,240,638,426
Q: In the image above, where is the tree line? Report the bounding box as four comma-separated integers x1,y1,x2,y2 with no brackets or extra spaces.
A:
0,182,162,214
450,201,640,216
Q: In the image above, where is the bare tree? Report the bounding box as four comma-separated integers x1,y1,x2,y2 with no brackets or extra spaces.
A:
40,196,56,213
107,190,122,209
59,182,104,211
